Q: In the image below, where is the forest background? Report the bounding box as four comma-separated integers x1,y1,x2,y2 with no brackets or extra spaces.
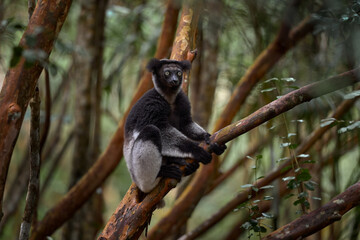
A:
0,0,359,239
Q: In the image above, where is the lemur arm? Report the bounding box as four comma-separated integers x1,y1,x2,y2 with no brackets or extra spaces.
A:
160,124,212,164
174,91,210,142
175,91,227,155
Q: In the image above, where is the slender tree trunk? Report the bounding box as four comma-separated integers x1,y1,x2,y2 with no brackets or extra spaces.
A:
62,0,108,239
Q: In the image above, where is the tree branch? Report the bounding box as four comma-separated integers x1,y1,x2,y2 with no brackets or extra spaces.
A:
0,0,73,221
263,182,360,240
19,89,41,240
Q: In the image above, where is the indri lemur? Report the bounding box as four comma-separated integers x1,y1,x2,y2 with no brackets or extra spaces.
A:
124,58,226,193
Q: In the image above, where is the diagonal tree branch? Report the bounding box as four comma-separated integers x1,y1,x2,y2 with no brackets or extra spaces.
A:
263,181,360,240
176,71,360,240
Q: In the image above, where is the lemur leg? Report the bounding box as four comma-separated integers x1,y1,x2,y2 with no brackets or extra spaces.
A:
131,125,162,193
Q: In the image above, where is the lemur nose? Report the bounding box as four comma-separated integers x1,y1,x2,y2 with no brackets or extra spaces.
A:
170,76,179,85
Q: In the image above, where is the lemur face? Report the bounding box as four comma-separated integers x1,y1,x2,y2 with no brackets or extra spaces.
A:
160,64,183,88
146,58,191,95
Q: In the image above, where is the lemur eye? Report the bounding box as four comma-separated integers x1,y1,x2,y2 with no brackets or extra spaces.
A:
165,71,170,76
177,71,182,76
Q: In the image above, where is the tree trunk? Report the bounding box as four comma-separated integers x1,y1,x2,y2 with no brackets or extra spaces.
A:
62,0,108,239
0,0,73,221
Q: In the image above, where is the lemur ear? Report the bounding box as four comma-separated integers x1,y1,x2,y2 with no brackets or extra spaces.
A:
146,58,162,73
179,60,191,71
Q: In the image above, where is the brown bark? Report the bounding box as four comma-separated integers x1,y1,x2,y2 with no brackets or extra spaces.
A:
0,0,72,220
148,15,317,239
263,182,360,240
171,0,202,94
29,1,180,239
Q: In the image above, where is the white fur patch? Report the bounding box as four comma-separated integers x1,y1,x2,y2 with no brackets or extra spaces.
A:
152,74,180,104
131,137,162,193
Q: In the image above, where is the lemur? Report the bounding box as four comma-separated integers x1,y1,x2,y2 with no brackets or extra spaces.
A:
124,58,226,193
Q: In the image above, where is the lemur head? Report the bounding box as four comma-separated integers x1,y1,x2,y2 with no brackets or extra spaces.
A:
147,58,191,100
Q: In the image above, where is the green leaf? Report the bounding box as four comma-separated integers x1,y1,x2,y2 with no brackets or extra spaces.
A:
262,212,274,219
241,222,252,230
249,219,258,225
296,169,312,182
304,182,315,191
260,226,267,233
280,165,292,173
298,191,308,198
293,199,303,206
241,184,253,188
281,77,296,82
280,142,291,148
287,133,296,138
264,196,274,200
282,176,295,182
261,87,277,93
284,193,294,199
343,90,360,99
302,160,316,164
287,179,298,189
264,77,279,83
312,196,322,201
289,143,298,149
320,118,337,127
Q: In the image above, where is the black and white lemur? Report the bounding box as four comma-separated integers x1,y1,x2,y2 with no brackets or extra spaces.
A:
124,58,226,193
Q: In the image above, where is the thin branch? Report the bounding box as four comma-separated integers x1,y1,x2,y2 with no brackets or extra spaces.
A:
19,88,41,240
209,68,360,147
39,69,51,154
263,182,360,240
